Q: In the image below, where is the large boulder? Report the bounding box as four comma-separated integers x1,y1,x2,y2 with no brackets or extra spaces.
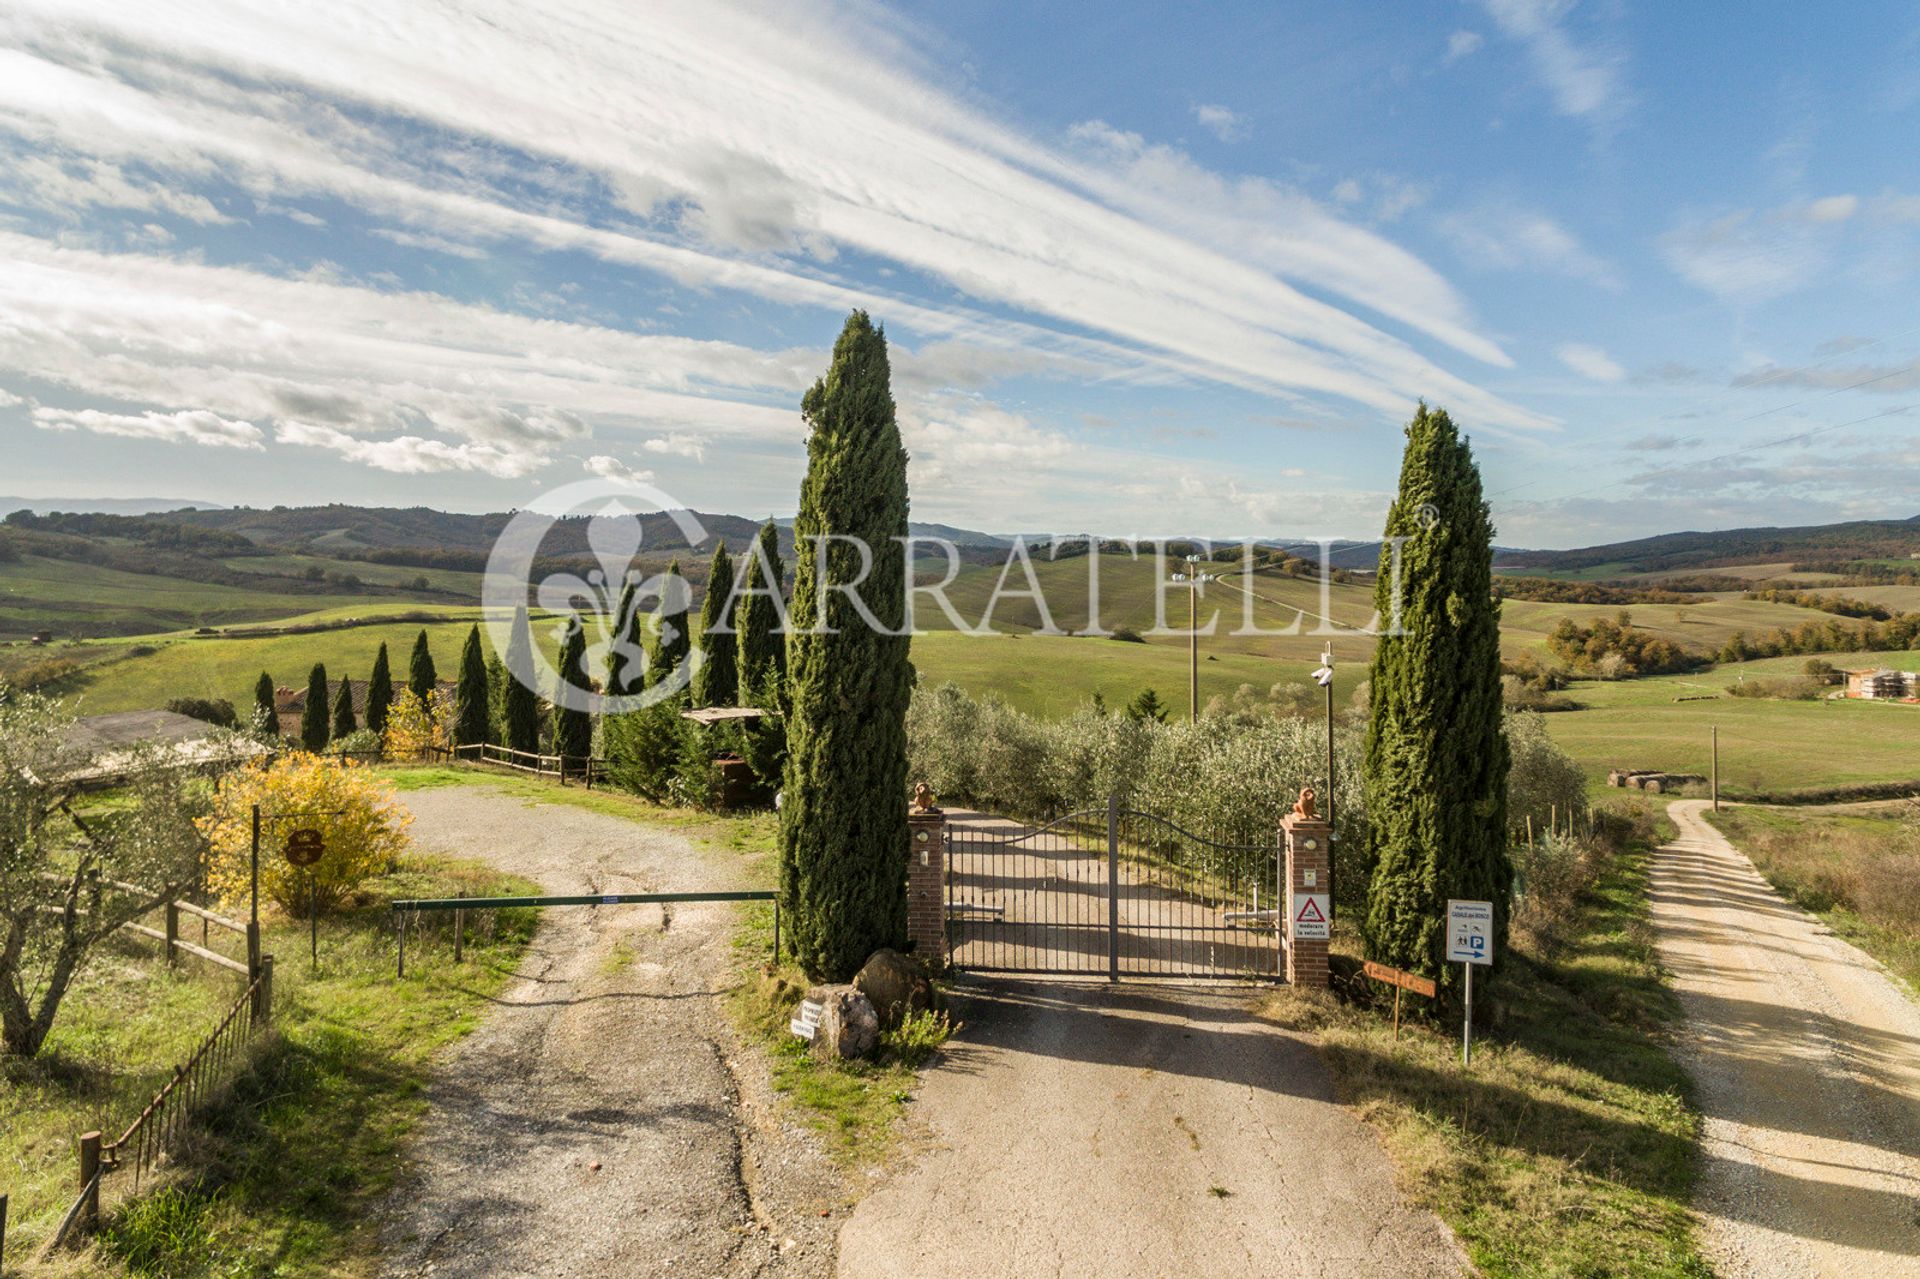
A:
854,949,934,1028
807,984,879,1061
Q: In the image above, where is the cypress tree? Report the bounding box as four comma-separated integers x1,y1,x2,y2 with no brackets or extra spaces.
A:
605,575,643,698
502,605,541,754
300,662,329,751
551,614,593,760
779,311,914,980
655,558,692,692
408,629,436,703
691,540,738,707
366,642,394,735
454,624,491,746
330,673,356,740
735,519,787,701
252,670,277,738
1362,403,1512,989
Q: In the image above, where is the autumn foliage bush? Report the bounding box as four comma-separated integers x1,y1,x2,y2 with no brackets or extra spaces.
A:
200,755,412,914
382,687,452,761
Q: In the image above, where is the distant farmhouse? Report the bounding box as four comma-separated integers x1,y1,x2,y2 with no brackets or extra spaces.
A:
1841,668,1919,702
274,677,458,737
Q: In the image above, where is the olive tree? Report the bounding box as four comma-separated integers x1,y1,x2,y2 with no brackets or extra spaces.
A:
0,690,209,1058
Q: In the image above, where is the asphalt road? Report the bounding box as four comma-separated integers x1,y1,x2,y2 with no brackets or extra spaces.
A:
836,979,1464,1279
1652,799,1920,1278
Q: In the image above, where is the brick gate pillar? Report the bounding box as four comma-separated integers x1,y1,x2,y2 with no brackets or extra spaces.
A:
907,804,947,967
1281,812,1331,988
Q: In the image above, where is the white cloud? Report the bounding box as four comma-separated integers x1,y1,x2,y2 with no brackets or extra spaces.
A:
369,227,487,258
639,433,708,463
1477,0,1628,128
0,387,26,408
1554,342,1624,383
1802,194,1859,224
1660,208,1826,305
1445,31,1484,63
1439,207,1620,289
1192,104,1245,142
32,405,264,448
278,421,541,477
0,1,1539,429
584,454,655,484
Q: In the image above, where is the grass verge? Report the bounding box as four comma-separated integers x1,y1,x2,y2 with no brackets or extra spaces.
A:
4,853,538,1278
1262,832,1709,1278
1704,803,1920,992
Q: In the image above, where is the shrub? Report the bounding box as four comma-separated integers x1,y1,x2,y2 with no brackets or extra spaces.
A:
9,657,80,692
1727,676,1822,700
1506,711,1587,835
882,1008,956,1068
1108,625,1145,643
603,700,686,803
200,755,411,914
383,687,452,760
330,727,383,756
165,696,239,728
1510,831,1597,953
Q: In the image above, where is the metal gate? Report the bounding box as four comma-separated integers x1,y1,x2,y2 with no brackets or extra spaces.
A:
945,796,1282,980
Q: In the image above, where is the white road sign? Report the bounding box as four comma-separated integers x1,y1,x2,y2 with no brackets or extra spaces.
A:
1291,892,1331,941
1445,899,1494,966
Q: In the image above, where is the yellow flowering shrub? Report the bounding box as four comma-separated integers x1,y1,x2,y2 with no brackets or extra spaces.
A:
200,755,413,914
383,688,453,761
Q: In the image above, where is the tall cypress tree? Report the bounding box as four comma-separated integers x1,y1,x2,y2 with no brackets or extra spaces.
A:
691,540,738,707
454,624,491,746
779,311,913,980
502,605,541,754
735,519,787,702
1362,403,1511,989
551,614,593,760
655,558,692,693
605,575,643,698
366,642,394,735
252,670,278,738
300,662,330,752
330,673,356,740
408,629,436,703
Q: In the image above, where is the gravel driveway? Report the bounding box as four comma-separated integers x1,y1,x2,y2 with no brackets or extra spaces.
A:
837,979,1464,1279
379,784,844,1278
1651,800,1920,1277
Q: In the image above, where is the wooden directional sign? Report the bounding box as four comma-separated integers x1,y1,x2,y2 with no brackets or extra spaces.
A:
1362,961,1437,999
284,828,325,868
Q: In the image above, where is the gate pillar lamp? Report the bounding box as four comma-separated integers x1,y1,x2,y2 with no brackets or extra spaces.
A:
1310,649,1335,921
1170,554,1217,722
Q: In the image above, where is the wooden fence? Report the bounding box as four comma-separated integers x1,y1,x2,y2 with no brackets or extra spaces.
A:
46,962,273,1252
450,742,604,787
124,896,260,983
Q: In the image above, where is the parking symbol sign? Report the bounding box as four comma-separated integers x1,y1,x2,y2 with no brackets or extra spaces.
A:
1445,899,1494,966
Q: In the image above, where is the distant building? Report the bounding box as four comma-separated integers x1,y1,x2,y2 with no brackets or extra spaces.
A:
53,709,268,789
275,677,458,737
1841,668,1917,701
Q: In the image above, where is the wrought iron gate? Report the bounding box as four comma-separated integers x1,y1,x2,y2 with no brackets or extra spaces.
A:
945,796,1282,980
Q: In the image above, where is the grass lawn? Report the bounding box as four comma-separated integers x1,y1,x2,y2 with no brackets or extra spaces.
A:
1703,804,1920,993
3,853,539,1278
1262,820,1707,1278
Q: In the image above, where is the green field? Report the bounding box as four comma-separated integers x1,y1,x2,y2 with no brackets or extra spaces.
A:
0,555,407,638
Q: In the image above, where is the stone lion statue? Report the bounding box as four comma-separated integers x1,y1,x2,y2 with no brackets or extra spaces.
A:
1291,786,1316,820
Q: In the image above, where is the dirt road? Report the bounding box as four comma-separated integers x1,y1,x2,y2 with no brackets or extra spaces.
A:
1651,800,1920,1277
837,980,1464,1279
379,785,843,1279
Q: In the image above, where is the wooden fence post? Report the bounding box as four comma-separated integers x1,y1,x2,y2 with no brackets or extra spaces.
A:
77,1132,101,1233
245,920,261,982
164,900,179,966
254,955,274,1027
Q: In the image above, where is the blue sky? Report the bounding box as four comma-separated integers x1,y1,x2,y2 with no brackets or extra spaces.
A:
0,1,1916,547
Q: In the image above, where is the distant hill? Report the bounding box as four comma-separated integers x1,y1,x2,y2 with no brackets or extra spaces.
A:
0,496,224,516
1498,514,1920,576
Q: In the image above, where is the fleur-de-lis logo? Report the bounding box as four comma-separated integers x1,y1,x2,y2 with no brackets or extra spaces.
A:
483,480,708,713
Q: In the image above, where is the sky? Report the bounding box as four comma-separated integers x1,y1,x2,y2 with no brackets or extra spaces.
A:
0,0,1917,548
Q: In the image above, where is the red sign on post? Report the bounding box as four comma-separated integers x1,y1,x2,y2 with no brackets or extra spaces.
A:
284,828,324,868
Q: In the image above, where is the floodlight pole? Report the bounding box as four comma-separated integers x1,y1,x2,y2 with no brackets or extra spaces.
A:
1173,554,1214,723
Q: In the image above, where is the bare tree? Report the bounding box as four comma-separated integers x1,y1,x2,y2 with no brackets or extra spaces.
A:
0,690,208,1058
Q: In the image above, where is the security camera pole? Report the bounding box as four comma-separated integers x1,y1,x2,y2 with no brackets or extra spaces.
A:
1312,648,1335,921
1170,553,1216,722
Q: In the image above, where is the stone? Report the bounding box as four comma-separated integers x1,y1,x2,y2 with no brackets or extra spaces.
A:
853,949,934,1028
807,984,879,1060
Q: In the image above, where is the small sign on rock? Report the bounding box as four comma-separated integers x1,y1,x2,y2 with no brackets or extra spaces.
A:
790,998,824,1041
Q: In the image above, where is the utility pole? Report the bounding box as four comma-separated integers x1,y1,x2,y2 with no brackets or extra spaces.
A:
1711,725,1719,813
1170,554,1215,722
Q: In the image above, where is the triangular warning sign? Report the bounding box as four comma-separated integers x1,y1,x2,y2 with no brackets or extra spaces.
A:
1295,898,1326,924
